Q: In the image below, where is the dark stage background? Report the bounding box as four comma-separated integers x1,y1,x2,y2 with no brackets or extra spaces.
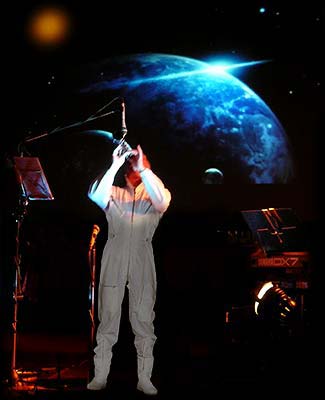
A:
1,1,322,397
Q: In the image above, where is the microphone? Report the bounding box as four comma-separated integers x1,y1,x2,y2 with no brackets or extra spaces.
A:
89,224,100,250
120,98,127,139
118,98,133,159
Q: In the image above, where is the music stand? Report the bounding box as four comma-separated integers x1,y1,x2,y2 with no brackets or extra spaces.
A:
13,157,54,201
11,156,54,388
241,207,307,256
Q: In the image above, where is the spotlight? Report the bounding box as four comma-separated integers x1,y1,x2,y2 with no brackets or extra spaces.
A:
254,281,297,324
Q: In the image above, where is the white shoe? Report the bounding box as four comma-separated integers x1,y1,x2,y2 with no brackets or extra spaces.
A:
87,378,106,390
137,378,158,395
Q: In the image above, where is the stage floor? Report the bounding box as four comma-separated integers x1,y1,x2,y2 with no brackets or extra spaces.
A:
1,318,317,399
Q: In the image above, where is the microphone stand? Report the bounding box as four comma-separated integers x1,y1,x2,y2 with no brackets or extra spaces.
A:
8,96,118,389
23,110,117,145
22,96,120,146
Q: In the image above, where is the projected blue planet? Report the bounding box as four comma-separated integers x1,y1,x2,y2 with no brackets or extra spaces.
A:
79,53,294,184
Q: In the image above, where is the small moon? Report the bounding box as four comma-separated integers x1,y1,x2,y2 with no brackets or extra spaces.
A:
203,168,224,184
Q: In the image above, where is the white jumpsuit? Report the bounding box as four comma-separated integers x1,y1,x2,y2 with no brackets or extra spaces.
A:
89,168,171,383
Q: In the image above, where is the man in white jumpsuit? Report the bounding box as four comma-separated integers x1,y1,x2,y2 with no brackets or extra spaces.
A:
87,143,171,395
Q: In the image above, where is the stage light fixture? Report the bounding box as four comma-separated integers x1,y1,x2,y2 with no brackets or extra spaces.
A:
254,281,297,323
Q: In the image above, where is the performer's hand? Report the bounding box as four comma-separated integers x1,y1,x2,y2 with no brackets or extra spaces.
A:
135,145,145,172
112,143,136,168
127,145,145,172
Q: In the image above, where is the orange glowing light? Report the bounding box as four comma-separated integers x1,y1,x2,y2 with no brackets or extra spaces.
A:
26,6,71,47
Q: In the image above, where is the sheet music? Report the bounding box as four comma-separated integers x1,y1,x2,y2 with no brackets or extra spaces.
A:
13,157,54,201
